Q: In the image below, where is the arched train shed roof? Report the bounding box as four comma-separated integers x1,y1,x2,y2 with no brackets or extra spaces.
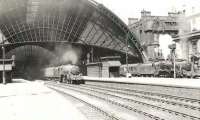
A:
0,0,144,62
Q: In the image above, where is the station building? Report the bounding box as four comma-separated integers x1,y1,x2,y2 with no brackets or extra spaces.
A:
173,7,200,65
128,10,180,61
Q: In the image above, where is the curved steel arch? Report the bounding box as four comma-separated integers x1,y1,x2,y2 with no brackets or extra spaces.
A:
0,0,144,62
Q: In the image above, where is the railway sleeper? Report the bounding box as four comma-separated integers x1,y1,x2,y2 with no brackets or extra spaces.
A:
49,83,200,120
83,84,200,112
72,85,200,120
49,86,121,120
49,84,164,120
86,84,200,106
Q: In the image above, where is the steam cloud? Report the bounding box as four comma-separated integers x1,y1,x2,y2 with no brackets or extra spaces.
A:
61,49,79,64
51,44,82,65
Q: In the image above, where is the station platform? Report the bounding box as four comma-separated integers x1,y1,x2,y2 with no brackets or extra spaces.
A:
0,79,87,120
83,76,200,89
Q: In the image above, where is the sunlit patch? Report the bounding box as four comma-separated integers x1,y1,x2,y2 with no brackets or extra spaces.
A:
159,34,173,59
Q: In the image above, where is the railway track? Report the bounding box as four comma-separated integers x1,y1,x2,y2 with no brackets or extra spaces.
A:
69,84,200,119
49,86,121,120
78,84,200,116
85,83,200,107
46,82,164,120
82,84,200,110
46,82,200,120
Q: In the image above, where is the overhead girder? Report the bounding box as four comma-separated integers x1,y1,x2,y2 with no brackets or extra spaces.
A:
3,15,129,54
95,3,144,56
0,0,144,62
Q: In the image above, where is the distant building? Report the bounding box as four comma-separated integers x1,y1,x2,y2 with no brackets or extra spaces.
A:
173,8,200,64
128,10,180,61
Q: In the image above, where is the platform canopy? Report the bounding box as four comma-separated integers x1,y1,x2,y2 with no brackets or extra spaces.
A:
0,0,144,62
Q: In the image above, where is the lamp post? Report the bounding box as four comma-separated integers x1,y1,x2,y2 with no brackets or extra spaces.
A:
126,39,128,73
2,36,5,84
173,49,176,78
190,55,199,78
168,43,176,78
191,55,194,78
125,32,130,78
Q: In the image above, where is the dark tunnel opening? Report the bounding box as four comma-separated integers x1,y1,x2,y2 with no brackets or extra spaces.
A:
14,56,51,80
6,45,56,80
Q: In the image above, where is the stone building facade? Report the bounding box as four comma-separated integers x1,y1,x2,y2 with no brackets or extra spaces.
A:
128,10,180,61
173,12,200,62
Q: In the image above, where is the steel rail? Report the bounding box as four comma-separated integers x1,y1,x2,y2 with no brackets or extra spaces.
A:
48,86,122,120
46,82,164,120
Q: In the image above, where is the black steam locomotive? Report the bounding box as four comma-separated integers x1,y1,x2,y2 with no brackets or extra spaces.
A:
43,64,84,84
120,61,172,77
120,60,200,78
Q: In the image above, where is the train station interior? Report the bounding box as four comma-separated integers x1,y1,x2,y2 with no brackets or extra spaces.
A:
0,0,200,120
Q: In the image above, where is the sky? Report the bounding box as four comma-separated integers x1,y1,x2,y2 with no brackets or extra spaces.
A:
95,0,172,24
95,0,200,24
95,0,200,58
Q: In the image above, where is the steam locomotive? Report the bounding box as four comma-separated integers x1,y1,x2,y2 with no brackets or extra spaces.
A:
120,60,200,78
120,61,172,77
43,64,84,84
176,62,200,78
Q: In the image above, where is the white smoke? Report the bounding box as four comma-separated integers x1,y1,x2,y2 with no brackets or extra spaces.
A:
61,49,79,64
52,44,82,65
